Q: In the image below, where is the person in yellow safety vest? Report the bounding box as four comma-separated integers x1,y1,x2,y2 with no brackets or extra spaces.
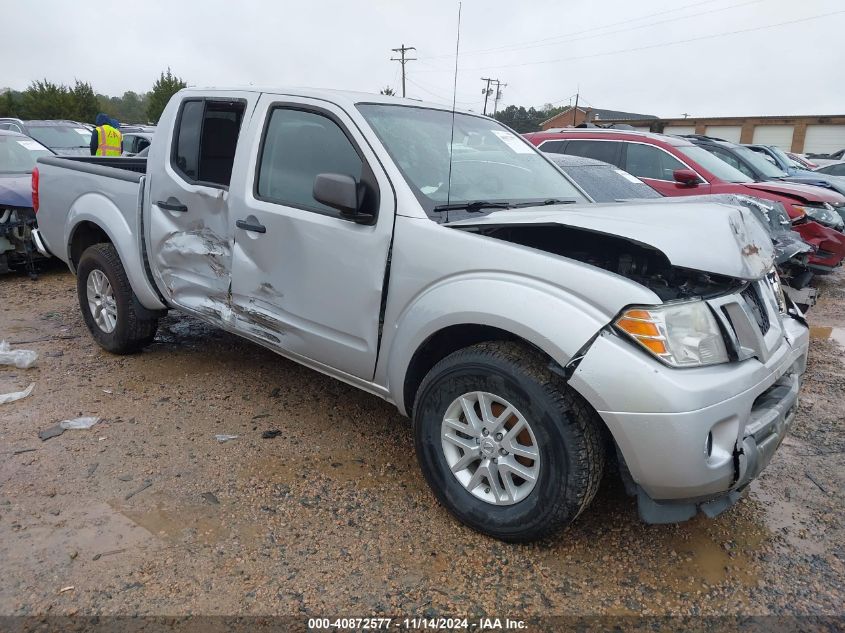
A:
90,113,122,156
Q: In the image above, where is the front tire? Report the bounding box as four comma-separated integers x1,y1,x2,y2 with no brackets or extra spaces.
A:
413,341,605,542
76,243,158,354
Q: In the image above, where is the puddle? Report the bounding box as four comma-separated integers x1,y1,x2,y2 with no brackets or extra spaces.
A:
809,326,845,348
120,501,229,545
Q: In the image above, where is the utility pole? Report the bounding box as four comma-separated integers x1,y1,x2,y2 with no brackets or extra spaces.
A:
391,44,417,98
481,77,495,116
492,79,507,116
572,91,579,126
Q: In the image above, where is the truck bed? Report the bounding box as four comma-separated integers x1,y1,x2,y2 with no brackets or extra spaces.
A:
37,155,147,180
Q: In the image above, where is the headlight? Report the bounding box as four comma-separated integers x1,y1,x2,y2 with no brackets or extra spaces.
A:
796,204,843,228
614,300,729,368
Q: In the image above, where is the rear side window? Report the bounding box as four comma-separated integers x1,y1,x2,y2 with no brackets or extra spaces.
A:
172,99,245,187
538,140,566,153
820,163,845,176
624,143,685,181
564,140,620,166
256,108,364,216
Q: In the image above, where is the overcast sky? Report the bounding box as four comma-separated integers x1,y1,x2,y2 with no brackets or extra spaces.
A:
5,0,844,117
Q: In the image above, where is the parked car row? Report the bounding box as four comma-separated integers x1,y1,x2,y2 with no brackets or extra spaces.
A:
0,117,155,157
524,128,845,288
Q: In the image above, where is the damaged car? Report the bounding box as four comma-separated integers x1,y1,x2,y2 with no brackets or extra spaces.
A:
32,89,809,541
0,130,52,275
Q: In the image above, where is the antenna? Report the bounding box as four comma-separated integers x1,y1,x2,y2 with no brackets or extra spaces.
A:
445,2,462,220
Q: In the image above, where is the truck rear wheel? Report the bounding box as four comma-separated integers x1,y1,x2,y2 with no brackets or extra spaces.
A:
76,243,159,354
413,341,605,542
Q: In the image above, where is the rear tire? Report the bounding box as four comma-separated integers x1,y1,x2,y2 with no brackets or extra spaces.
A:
413,341,605,542
76,243,158,354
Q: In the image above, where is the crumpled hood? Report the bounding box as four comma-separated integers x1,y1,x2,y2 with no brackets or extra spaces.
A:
0,175,33,208
447,200,774,280
745,180,845,204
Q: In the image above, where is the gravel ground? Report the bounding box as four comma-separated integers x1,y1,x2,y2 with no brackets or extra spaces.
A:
0,262,843,622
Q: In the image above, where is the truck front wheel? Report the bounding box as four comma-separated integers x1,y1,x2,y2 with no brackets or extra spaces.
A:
76,243,159,354
413,341,605,542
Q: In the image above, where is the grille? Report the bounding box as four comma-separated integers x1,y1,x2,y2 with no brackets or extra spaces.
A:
741,284,770,334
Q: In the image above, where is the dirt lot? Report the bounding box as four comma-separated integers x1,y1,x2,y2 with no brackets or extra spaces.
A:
1,262,843,622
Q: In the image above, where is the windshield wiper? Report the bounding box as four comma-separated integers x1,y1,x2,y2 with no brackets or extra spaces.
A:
510,198,578,208
432,201,512,213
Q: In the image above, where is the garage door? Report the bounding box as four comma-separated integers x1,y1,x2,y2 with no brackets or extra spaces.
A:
706,125,742,143
752,125,794,150
804,125,845,155
664,125,696,136
632,126,651,133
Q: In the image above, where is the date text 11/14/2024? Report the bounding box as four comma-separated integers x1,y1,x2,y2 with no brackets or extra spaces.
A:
307,617,528,630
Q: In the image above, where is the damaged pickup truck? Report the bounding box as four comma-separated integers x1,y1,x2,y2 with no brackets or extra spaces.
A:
32,88,809,541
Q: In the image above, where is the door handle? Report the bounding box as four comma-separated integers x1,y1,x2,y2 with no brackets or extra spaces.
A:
156,199,188,213
236,219,267,234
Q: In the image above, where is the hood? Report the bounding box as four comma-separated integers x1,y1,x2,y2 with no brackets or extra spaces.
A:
0,174,34,208
745,180,845,204
447,200,774,280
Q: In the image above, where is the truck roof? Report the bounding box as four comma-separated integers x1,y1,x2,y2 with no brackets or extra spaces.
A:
177,87,479,116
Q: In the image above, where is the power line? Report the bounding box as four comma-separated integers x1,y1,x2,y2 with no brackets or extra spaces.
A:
390,44,417,98
433,9,845,73
419,0,721,60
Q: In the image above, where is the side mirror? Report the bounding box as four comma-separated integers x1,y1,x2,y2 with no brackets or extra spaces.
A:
673,168,701,187
313,173,374,224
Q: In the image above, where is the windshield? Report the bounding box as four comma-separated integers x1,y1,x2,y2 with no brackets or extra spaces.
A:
27,125,91,149
555,163,661,202
733,145,788,179
356,104,587,219
676,145,753,183
0,135,51,173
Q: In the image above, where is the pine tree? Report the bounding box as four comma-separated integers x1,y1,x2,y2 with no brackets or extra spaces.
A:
146,68,187,123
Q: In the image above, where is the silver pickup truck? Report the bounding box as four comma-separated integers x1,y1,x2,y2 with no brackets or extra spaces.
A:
32,88,809,541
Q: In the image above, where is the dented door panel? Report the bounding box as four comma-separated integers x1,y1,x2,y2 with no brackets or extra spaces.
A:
146,90,257,311
226,95,395,380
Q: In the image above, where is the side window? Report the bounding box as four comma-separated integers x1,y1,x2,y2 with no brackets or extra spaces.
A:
564,140,620,166
830,164,845,176
137,137,151,153
123,135,135,153
539,140,566,154
172,99,245,187
625,143,685,181
256,108,365,217
710,148,754,178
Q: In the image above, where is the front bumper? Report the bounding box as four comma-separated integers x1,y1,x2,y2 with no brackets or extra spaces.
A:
570,297,809,521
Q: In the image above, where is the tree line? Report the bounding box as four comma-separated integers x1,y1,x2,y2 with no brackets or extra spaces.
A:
493,104,570,133
0,69,187,125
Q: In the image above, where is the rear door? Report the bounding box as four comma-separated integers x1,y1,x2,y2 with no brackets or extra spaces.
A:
147,92,256,313
621,142,711,196
226,95,395,380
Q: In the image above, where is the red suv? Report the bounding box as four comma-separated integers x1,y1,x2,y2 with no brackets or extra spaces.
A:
525,129,845,271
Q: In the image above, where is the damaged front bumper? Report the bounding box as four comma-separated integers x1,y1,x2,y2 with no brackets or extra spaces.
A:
569,298,809,524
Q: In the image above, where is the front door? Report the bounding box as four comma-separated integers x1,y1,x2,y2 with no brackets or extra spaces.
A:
147,93,253,316
227,96,395,380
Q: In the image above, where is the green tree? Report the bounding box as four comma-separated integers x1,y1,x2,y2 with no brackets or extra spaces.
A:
69,80,98,123
146,68,187,123
20,79,72,119
0,90,22,118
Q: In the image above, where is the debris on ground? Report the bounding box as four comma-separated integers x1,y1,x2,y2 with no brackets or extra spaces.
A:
12,448,36,455
86,463,99,478
0,383,35,405
0,341,38,369
59,417,100,430
92,549,126,561
124,480,152,500
201,492,220,505
38,424,65,441
261,429,282,439
58,586,74,594
215,434,238,442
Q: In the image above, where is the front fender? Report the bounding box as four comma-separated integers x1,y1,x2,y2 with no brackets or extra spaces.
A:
66,192,165,310
383,272,620,415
